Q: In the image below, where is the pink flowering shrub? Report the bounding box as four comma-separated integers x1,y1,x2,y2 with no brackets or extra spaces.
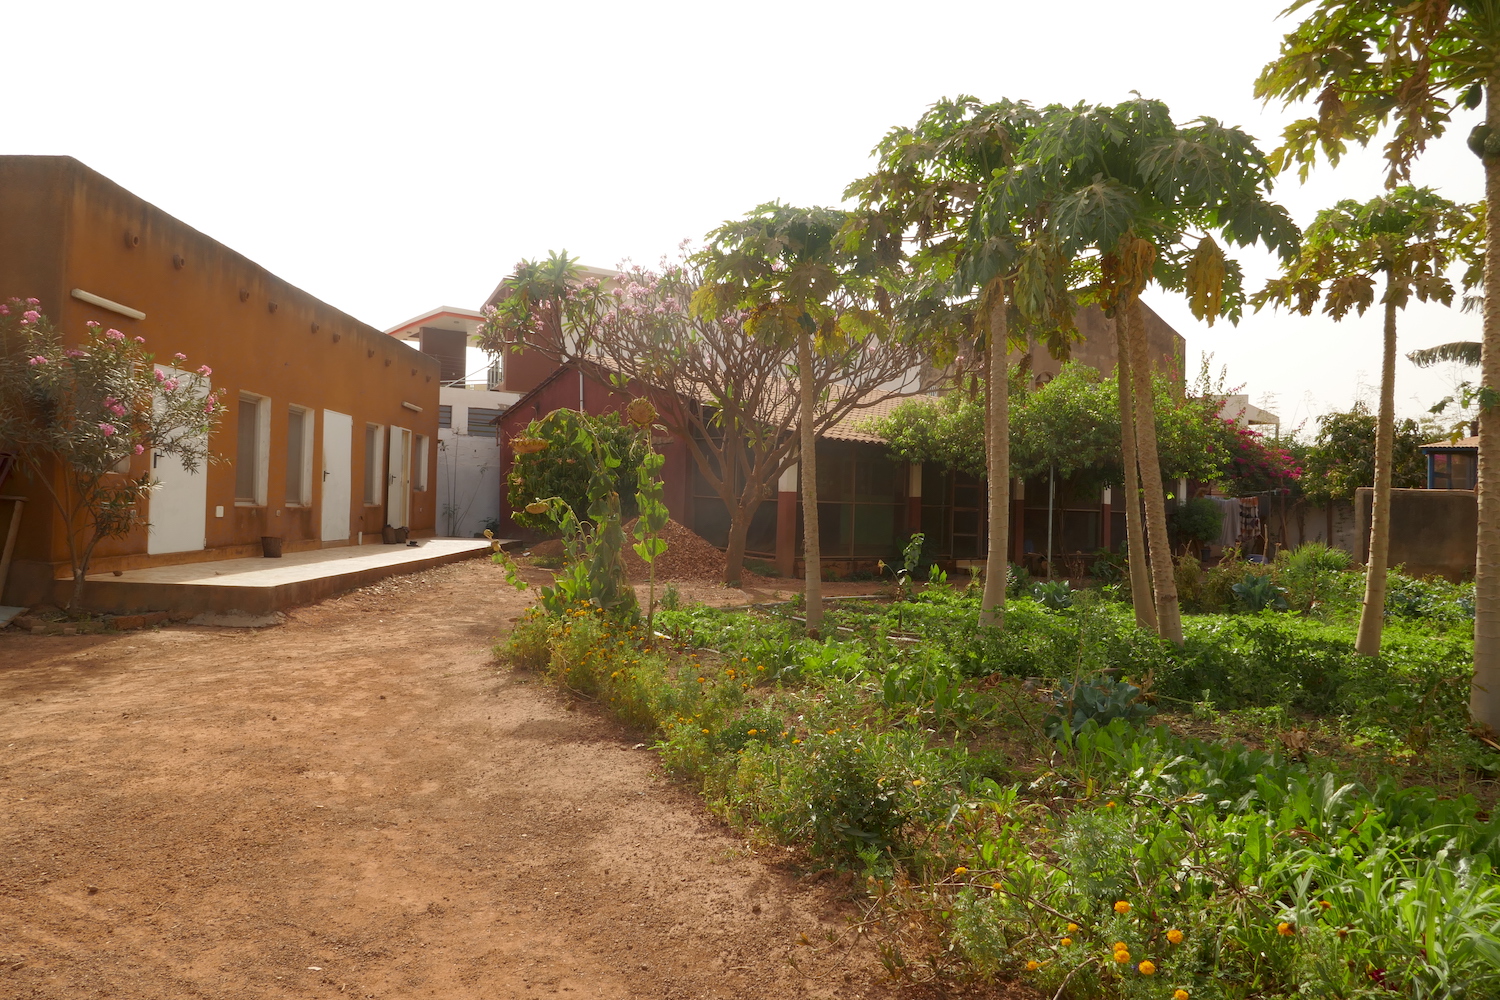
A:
0,297,225,609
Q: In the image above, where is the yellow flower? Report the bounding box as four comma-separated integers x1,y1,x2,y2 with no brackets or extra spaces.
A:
1112,941,1128,952
1112,950,1130,964
747,729,758,735
1318,899,1332,910
1060,937,1072,947
910,778,924,786
1066,922,1079,933
1025,960,1039,971
1277,921,1295,937
991,882,1002,890
1137,960,1155,976
953,866,967,875
792,738,802,744
1166,928,1184,945
1174,991,1190,1000
1106,800,1117,808
1114,901,1131,914
700,728,710,735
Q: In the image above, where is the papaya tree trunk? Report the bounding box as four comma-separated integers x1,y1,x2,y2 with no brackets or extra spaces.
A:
1124,297,1183,644
1356,290,1399,656
1473,75,1500,731
979,284,1010,628
1116,312,1157,633
798,329,823,637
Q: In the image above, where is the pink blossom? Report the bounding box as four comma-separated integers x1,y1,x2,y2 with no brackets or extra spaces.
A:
204,399,216,413
86,320,101,328
21,310,39,324
105,329,124,341
133,336,145,343
173,352,187,361
27,355,47,366
0,304,9,315
133,444,145,455
154,369,166,382
109,404,126,416
196,365,212,376
65,349,85,357
163,378,179,391
99,422,117,437
25,297,39,306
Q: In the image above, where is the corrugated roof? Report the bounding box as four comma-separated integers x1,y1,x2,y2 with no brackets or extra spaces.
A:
820,394,927,444
1421,436,1479,450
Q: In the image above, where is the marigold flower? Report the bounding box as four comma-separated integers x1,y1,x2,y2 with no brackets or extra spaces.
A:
1114,901,1131,914
1174,990,1190,1000
747,729,757,735
953,866,967,875
700,728,710,735
1105,800,1117,808
1318,900,1331,910
1025,960,1039,971
1137,960,1155,975
1166,928,1183,944
1060,937,1072,947
1112,950,1130,964
991,882,1002,890
1277,921,1294,937
1112,942,1127,952
1066,923,1079,933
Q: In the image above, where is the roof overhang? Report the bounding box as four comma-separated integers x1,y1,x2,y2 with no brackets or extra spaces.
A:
383,306,485,341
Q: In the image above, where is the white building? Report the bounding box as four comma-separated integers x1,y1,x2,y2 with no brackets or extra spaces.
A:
384,307,520,538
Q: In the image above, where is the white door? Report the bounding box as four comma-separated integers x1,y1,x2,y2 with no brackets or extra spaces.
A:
386,426,411,529
148,366,209,555
321,409,352,542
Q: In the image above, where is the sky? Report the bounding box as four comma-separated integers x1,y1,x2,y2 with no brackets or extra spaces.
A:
7,0,1488,437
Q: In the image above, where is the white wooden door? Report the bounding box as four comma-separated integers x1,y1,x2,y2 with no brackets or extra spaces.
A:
148,366,209,555
386,426,411,529
321,410,352,542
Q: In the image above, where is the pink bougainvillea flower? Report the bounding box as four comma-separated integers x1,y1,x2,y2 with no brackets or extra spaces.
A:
22,310,40,323
173,352,187,361
27,355,47,366
105,329,124,341
133,444,145,455
99,422,117,436
197,365,212,376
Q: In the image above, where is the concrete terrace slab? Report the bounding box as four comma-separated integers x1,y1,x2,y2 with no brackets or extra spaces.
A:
77,539,499,616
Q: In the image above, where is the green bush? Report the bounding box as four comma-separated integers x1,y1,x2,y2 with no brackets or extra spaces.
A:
507,409,644,530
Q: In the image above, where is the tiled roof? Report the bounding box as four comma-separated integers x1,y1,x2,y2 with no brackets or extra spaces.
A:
821,393,928,444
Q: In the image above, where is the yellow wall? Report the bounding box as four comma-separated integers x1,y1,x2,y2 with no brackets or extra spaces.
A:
0,156,439,600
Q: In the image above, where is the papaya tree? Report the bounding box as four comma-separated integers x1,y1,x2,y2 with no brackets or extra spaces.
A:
1255,187,1481,656
1000,98,1301,643
697,204,929,635
1256,0,1500,732
845,97,1076,629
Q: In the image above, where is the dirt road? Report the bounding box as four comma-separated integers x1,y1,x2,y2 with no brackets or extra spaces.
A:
0,558,913,1000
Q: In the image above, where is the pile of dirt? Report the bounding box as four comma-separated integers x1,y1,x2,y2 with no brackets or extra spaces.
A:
622,518,727,583
521,520,731,584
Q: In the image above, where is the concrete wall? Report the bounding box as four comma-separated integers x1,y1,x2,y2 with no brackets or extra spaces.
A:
1022,302,1185,385
0,155,440,605
1355,487,1476,581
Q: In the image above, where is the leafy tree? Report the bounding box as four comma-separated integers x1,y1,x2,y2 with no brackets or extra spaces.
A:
507,409,643,532
1255,0,1500,732
1256,187,1480,656
697,203,926,635
846,96,1075,629
0,300,224,611
999,97,1301,644
1300,404,1433,506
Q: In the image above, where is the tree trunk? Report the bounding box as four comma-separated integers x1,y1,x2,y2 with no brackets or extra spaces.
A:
798,329,823,637
1124,297,1183,644
979,285,1010,628
1356,291,1398,657
1472,77,1500,731
723,503,751,589
1116,312,1157,633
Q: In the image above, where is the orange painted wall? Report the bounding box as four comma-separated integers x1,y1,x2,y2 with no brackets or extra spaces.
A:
0,156,439,603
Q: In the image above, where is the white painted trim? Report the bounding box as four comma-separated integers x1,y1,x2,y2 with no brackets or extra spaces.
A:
286,404,315,507
363,423,384,506
401,401,423,412
70,288,145,320
235,392,270,507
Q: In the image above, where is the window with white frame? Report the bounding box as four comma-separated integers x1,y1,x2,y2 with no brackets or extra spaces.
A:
413,434,429,491
363,423,383,505
286,405,313,506
235,393,270,505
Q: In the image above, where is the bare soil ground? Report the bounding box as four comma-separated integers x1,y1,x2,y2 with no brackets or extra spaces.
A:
0,557,1019,1000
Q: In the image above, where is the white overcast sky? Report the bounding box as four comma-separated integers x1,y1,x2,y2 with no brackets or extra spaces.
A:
8,0,1487,435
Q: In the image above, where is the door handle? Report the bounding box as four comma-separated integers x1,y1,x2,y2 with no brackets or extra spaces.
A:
153,452,161,469
323,469,330,481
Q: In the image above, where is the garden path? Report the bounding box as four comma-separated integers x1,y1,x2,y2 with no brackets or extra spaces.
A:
0,558,1023,999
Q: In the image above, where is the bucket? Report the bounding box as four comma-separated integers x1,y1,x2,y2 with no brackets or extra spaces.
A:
260,536,283,558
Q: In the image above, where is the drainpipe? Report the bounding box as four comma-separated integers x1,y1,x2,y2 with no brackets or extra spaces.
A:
1046,463,1055,580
